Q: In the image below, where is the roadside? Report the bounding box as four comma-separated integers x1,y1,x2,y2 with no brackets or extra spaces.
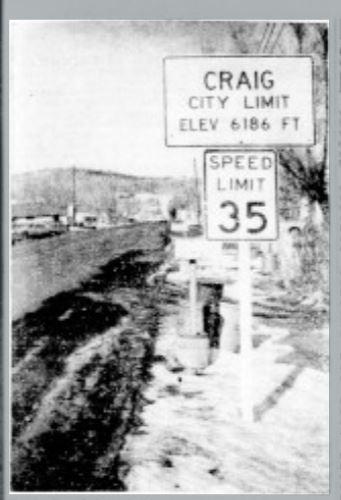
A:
11,223,329,493
121,278,329,494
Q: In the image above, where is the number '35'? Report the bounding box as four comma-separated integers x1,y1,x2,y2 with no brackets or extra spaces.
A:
219,201,267,234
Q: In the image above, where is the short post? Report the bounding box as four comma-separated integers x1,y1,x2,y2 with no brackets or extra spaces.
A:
189,259,197,336
239,241,253,423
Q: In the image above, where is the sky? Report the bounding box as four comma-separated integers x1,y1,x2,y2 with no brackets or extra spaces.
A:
10,20,241,178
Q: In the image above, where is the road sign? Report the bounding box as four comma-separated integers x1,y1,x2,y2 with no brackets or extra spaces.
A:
204,150,277,241
164,56,314,147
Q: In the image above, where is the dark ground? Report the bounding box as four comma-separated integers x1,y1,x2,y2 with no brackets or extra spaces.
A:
11,224,169,492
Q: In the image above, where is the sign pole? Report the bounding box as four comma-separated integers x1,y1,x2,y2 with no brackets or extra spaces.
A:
189,259,197,336
239,241,253,423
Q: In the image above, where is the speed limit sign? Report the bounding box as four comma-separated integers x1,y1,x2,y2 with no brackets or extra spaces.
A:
204,150,278,240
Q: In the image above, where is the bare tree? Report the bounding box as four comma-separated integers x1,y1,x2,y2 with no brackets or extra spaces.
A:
229,22,328,209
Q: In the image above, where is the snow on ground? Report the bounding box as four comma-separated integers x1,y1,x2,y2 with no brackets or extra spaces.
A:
121,304,329,494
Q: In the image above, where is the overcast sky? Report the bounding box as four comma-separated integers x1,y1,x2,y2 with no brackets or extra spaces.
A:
10,20,242,178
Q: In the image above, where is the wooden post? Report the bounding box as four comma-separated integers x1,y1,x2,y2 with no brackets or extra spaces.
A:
239,241,253,423
189,259,197,336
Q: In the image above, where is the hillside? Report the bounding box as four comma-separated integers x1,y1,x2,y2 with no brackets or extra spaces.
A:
11,168,197,212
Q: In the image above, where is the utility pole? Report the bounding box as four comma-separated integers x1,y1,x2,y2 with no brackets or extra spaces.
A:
72,166,76,225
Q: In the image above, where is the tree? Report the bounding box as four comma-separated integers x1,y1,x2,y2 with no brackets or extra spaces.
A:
278,23,328,208
229,22,329,210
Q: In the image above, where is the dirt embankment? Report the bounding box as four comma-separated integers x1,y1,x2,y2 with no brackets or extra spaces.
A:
11,223,169,492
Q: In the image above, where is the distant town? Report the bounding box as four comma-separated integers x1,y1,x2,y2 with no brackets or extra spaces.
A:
11,166,200,243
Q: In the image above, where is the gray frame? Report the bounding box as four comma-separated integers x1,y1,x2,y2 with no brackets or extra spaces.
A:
2,2,340,500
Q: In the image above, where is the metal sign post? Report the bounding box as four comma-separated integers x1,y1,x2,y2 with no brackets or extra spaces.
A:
204,150,278,423
189,259,197,336
239,240,253,422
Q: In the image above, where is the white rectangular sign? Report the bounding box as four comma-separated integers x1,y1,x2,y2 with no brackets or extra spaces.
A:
164,56,314,147
204,150,278,241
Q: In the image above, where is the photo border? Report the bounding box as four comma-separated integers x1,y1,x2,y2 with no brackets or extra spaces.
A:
2,3,340,500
